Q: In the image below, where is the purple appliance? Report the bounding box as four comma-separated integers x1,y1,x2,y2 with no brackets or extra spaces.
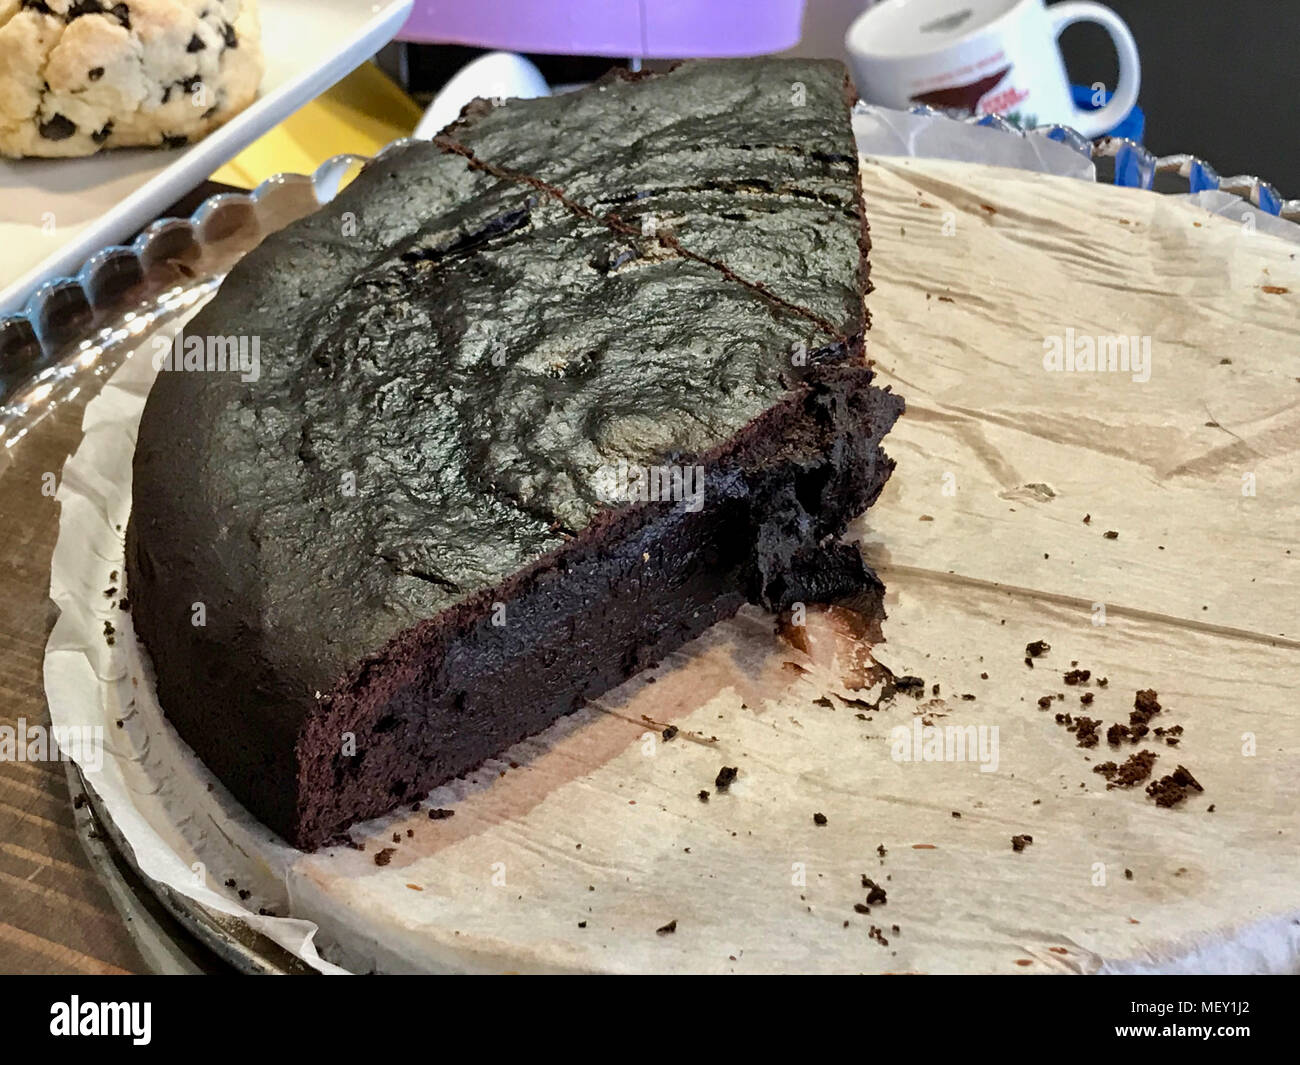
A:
398,0,807,57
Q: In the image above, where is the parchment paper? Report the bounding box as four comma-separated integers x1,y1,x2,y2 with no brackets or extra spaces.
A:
44,140,1300,973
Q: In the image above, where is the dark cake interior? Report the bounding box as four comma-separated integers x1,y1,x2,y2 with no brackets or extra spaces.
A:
125,59,904,850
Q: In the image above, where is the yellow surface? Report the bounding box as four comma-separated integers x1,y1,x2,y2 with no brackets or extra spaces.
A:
211,61,422,189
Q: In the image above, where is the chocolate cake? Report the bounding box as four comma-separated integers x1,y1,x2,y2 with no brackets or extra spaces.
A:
125,58,903,850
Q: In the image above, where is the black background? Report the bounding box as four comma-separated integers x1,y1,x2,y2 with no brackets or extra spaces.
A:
1058,0,1299,191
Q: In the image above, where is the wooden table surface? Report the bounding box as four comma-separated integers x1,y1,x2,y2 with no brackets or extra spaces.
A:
0,406,146,974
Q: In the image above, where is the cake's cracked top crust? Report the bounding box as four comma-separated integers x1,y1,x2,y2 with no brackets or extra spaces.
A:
0,0,262,157
129,58,876,728
438,61,869,320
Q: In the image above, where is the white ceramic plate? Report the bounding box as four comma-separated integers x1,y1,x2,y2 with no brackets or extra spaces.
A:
0,0,413,316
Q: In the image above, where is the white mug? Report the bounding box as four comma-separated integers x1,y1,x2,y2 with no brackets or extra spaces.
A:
845,0,1140,138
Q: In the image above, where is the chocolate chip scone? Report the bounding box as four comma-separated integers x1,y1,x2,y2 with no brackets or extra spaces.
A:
0,0,263,158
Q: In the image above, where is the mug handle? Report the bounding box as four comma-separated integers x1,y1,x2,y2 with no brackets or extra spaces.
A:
1049,1,1141,139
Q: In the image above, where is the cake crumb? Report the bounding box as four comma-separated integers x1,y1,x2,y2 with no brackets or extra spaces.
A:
892,675,925,697
1071,716,1102,748
862,878,887,905
1146,764,1203,808
1132,689,1161,725
1096,749,1157,788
